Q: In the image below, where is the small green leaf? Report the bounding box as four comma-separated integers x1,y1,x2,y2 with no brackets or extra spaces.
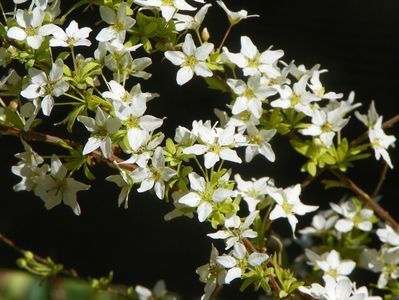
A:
67,105,85,133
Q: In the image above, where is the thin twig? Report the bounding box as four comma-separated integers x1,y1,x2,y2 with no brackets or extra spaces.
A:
0,124,137,171
331,169,399,230
372,162,389,199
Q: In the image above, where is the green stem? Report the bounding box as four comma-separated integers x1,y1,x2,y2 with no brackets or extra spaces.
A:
217,24,233,51
64,93,85,103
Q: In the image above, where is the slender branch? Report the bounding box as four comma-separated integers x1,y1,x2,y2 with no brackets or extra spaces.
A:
372,162,389,199
331,169,399,230
350,113,399,147
0,124,137,171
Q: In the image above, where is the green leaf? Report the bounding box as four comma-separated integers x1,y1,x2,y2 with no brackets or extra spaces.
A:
204,76,228,92
144,21,158,35
67,105,85,133
307,162,317,176
165,138,176,154
3,108,24,129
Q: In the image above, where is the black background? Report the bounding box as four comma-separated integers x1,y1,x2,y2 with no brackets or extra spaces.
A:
1,0,399,299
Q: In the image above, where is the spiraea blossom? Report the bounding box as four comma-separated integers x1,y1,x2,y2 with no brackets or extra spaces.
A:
271,75,321,116
165,33,214,85
96,3,136,42
7,7,46,49
368,116,396,168
36,156,90,215
227,75,276,119
173,4,212,31
223,36,283,78
269,184,318,236
77,107,121,159
178,172,235,222
183,123,243,169
330,198,376,233
300,106,349,149
41,20,92,47
20,58,69,116
131,147,176,200
243,125,276,162
234,174,273,212
216,1,259,25
134,0,196,22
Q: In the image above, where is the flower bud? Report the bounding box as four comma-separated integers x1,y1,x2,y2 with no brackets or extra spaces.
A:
8,100,18,111
201,27,210,42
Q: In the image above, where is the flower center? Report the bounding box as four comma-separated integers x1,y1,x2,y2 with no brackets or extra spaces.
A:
125,117,140,129
249,133,262,145
162,0,174,5
243,88,255,99
282,199,293,214
290,94,301,106
184,56,197,68
25,26,38,37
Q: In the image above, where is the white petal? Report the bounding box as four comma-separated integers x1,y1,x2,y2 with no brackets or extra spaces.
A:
176,66,193,85
197,202,212,222
83,137,102,155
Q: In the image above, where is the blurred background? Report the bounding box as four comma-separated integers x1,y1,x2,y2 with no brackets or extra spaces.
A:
1,0,399,299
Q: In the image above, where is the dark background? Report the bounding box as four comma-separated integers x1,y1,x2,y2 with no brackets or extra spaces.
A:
1,0,399,299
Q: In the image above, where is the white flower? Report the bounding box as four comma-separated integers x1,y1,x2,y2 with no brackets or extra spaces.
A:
173,4,212,31
196,245,225,300
314,250,356,280
309,71,343,100
299,276,353,300
271,75,321,116
300,107,349,149
299,211,338,236
114,96,163,152
243,125,276,162
216,254,242,284
7,8,46,49
234,174,273,212
216,1,259,25
355,100,379,128
96,4,136,42
38,156,90,215
165,33,214,85
183,124,242,169
135,0,195,22
223,36,282,78
131,147,176,199
106,167,135,208
41,20,92,47
77,107,121,159
330,199,375,233
178,172,235,222
269,184,318,236
208,211,258,249
360,247,399,289
227,75,276,119
20,58,69,116
377,225,399,246
368,116,396,169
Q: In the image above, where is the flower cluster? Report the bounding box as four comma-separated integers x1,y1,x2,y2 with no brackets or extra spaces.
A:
0,0,398,299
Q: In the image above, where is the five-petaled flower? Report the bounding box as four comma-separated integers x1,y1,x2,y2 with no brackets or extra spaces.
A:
165,33,214,85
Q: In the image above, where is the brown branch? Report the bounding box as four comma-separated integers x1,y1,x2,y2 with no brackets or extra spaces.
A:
331,169,399,230
0,124,137,171
350,114,399,147
372,162,389,199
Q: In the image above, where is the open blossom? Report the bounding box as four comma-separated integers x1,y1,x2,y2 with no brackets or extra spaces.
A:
227,75,276,119
216,1,259,25
165,34,214,85
355,100,379,128
77,107,121,159
368,116,396,168
234,174,273,212
271,75,321,116
243,125,276,162
106,167,135,209
173,4,212,31
330,198,376,233
36,156,90,215
269,184,318,236
135,0,196,22
20,58,69,116
299,210,338,236
299,276,381,300
208,211,258,249
7,7,46,49
300,106,349,149
178,172,235,222
96,4,136,42
131,147,176,199
223,36,283,78
183,124,242,169
41,20,92,47
377,225,399,246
